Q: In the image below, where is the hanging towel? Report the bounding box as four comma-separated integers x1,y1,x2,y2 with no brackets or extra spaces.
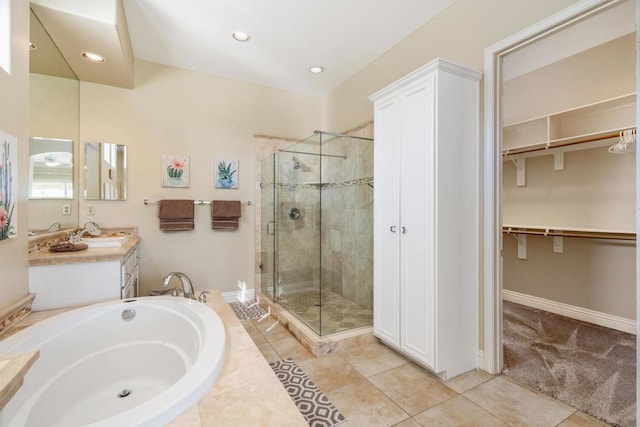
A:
158,199,194,232
211,200,241,230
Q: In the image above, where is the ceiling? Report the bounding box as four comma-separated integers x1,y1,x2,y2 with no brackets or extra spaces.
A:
30,0,456,94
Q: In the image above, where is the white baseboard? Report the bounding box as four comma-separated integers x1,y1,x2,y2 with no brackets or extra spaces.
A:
503,289,636,335
222,289,255,303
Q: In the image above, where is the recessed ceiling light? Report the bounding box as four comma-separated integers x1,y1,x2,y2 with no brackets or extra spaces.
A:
81,52,105,63
309,66,324,74
29,42,37,50
232,31,251,42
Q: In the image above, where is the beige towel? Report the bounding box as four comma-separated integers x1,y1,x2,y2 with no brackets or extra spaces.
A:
211,200,241,219
211,200,241,231
158,199,194,231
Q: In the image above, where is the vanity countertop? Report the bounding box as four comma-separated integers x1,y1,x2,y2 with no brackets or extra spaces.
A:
28,228,140,267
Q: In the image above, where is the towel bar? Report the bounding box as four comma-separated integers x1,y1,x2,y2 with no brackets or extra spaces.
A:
144,199,252,206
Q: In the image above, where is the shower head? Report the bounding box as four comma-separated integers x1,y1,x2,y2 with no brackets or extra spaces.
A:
292,156,301,169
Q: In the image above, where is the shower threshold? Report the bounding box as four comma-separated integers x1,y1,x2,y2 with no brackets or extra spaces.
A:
255,290,375,357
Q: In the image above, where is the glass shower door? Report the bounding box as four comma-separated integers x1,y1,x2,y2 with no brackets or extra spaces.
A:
275,136,322,334
260,154,276,300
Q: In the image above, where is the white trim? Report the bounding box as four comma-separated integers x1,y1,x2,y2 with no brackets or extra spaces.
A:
221,289,255,303
503,290,636,335
482,0,625,375
476,349,485,371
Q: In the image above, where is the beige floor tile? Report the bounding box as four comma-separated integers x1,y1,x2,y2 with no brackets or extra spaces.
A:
368,363,457,415
464,376,575,427
167,404,201,427
251,318,294,342
269,336,315,362
257,342,281,364
297,353,366,393
413,395,509,426
445,369,494,393
199,377,308,427
241,320,268,346
392,418,422,426
557,412,610,427
341,341,409,377
326,376,410,426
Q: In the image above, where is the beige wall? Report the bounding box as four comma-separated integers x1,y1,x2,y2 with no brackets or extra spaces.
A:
77,60,321,296
0,0,29,309
321,0,577,132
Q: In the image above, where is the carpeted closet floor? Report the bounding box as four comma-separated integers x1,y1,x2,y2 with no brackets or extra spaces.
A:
503,301,636,427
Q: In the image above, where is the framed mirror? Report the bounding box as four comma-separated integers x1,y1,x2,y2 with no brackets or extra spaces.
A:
28,137,73,199
28,8,79,233
84,142,127,201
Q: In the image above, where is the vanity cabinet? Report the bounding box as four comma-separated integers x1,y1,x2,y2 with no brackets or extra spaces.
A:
369,58,480,380
29,243,140,311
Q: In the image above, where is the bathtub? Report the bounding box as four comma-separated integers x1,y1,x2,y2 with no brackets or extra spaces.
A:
0,296,226,427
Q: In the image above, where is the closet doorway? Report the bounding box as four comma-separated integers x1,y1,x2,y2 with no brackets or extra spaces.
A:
484,0,637,425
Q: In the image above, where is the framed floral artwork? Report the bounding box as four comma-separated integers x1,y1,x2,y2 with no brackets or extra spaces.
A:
0,129,17,240
215,158,238,189
162,154,189,188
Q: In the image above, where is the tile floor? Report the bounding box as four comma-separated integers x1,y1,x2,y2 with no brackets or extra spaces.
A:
276,289,373,335
242,318,611,427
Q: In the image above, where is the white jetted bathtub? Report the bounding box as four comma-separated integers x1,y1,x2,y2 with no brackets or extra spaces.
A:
0,296,226,427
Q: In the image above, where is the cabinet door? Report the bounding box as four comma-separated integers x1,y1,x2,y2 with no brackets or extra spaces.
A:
399,77,436,367
373,95,401,346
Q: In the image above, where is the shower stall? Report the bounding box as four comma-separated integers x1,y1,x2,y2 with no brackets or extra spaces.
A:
260,131,374,336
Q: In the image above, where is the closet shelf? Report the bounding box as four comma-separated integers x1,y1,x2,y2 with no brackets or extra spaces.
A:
502,225,636,241
502,128,630,157
502,92,636,158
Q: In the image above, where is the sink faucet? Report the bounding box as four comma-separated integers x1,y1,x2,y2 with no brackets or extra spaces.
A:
70,222,102,243
162,272,195,299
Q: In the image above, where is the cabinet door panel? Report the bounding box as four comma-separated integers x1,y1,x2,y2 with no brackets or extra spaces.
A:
373,96,401,346
399,78,435,367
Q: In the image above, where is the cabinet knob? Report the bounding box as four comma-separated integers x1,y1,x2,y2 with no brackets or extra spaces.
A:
402,226,407,234
390,226,397,233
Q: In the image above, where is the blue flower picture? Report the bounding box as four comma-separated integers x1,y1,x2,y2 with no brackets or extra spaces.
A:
215,158,238,189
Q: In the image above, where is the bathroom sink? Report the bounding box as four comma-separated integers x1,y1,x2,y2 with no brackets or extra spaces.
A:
81,236,128,248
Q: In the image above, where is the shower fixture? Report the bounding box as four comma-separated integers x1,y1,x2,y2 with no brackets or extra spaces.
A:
292,156,301,169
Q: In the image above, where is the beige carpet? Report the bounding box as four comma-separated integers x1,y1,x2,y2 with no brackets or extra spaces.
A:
503,301,636,427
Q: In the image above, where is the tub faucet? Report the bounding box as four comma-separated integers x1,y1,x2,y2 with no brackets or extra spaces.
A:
162,272,195,299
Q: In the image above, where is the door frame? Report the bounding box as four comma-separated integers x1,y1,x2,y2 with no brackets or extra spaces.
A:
481,0,636,374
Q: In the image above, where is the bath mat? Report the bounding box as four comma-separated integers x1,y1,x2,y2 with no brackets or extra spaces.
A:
228,300,267,321
503,301,636,427
270,358,346,427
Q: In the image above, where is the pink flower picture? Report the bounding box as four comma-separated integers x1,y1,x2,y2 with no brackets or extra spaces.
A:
162,154,190,188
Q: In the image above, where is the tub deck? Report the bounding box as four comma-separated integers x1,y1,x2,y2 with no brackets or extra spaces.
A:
0,291,306,427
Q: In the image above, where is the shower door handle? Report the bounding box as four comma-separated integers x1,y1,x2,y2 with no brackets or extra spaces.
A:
267,221,276,235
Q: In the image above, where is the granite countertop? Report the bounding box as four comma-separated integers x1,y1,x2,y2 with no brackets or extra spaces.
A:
28,229,140,267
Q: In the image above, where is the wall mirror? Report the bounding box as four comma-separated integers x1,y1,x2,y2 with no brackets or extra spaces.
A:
28,137,73,199
84,142,128,201
28,8,80,233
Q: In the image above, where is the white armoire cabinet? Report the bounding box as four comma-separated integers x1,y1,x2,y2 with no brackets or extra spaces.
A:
369,58,481,380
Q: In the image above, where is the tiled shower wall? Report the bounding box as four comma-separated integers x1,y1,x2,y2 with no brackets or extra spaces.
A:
254,121,374,310
321,123,374,309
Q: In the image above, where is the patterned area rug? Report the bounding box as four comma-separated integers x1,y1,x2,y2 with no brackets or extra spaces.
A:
270,359,346,427
503,301,636,427
228,301,268,321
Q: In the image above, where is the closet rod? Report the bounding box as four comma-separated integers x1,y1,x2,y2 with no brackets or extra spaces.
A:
502,130,626,157
502,227,635,241
143,199,252,206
